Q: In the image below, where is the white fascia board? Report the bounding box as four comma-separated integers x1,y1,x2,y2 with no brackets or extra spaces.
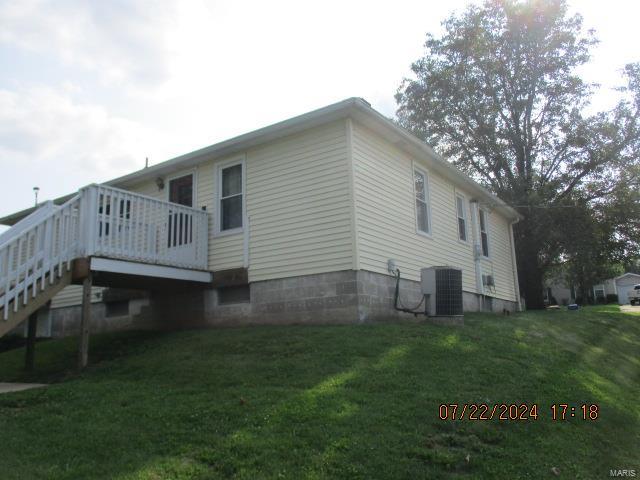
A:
107,98,361,189
90,257,212,283
0,98,361,225
615,272,640,281
1,96,520,224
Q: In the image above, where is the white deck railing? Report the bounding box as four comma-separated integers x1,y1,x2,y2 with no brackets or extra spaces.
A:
0,195,82,319
0,184,209,320
0,200,59,246
81,184,209,270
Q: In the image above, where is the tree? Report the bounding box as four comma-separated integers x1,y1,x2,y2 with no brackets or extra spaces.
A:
557,202,625,303
396,0,639,308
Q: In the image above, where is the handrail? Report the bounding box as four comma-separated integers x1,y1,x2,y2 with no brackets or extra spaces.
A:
83,183,207,214
0,194,81,319
0,201,59,249
1,183,210,320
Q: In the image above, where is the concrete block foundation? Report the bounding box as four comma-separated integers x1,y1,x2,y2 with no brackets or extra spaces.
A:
34,270,518,337
203,270,517,326
49,297,153,338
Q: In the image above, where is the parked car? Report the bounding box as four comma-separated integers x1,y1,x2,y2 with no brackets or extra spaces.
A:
629,284,640,306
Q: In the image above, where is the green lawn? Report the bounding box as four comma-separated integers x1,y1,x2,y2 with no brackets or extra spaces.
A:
0,305,638,479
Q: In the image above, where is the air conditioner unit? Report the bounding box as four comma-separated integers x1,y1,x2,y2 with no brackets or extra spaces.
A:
482,274,495,288
421,266,463,316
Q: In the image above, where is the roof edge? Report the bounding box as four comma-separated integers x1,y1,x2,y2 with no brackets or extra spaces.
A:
106,97,364,189
615,272,640,281
1,96,521,224
348,101,522,221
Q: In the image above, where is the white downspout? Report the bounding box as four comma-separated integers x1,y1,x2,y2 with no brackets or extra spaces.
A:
469,200,484,310
243,215,250,268
508,219,522,311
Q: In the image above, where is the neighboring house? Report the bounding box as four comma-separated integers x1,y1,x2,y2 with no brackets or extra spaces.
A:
544,272,640,305
0,98,522,339
610,273,640,305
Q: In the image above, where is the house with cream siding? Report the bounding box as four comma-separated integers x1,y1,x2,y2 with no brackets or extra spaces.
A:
0,98,522,338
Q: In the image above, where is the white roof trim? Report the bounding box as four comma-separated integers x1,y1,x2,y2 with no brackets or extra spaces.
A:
0,97,521,224
615,272,640,281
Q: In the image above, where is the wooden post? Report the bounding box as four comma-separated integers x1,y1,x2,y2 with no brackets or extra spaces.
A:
25,311,38,371
78,272,92,370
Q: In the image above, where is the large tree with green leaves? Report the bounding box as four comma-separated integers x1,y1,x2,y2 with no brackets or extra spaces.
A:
396,0,639,308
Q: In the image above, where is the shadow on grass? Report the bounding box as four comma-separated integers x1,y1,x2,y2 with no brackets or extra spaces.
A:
0,306,638,479
0,330,170,384
1,325,419,479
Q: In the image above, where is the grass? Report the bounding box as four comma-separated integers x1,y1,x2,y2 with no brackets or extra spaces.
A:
0,305,638,479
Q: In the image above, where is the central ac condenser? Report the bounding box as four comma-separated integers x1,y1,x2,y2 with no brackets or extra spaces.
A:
421,266,463,316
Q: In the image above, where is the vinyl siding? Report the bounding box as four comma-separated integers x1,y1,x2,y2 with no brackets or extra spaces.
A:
125,120,352,277
50,117,517,308
352,121,517,302
48,121,351,310
194,159,245,271
246,120,352,281
479,212,517,301
50,285,103,309
133,160,245,271
127,179,164,200
617,274,640,288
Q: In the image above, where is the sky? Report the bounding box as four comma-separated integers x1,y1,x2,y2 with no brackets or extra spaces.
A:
0,0,638,230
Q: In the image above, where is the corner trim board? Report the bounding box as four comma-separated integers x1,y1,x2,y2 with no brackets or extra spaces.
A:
346,118,360,270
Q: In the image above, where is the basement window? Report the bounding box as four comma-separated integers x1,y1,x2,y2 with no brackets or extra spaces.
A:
218,285,250,305
105,300,129,318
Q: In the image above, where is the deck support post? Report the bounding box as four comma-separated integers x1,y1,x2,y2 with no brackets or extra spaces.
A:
78,272,92,370
25,311,38,371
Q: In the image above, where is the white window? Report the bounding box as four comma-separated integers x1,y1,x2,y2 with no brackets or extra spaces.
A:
455,194,467,242
593,285,605,300
218,161,244,232
414,168,431,235
479,209,490,257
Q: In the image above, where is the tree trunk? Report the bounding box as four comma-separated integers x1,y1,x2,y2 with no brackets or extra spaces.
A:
515,223,546,310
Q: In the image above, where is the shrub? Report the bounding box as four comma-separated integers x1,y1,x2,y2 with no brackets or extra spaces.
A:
0,334,26,353
606,293,619,304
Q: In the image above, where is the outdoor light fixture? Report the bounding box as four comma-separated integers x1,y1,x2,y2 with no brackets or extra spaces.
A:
155,177,165,190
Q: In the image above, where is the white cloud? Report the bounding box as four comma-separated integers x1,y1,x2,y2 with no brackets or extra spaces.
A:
0,0,637,222
0,85,162,215
0,0,176,87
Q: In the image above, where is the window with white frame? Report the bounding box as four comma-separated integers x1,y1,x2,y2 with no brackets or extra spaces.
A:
219,163,243,232
593,285,605,300
414,168,431,235
479,208,490,257
455,194,467,241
